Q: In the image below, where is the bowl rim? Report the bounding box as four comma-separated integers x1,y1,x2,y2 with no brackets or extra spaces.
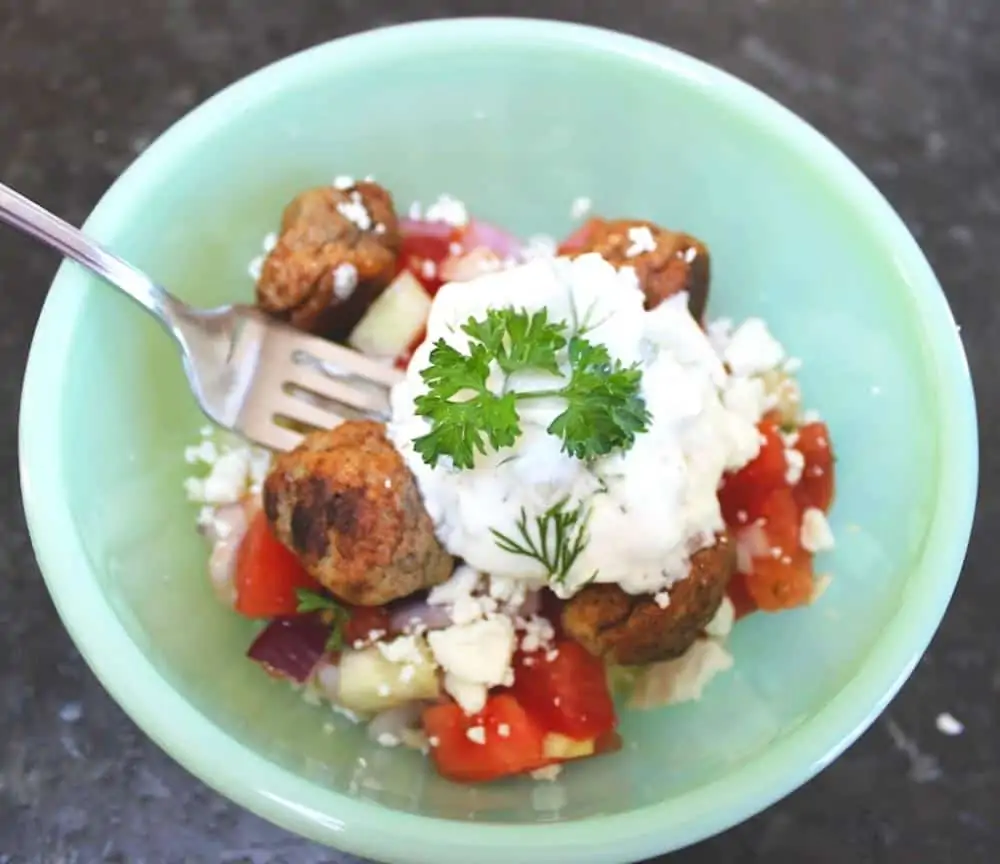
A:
19,17,978,864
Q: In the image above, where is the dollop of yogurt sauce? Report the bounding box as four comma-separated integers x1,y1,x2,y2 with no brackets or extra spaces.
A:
388,253,765,598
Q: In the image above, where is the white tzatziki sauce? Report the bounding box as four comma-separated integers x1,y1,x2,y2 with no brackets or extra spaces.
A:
387,253,764,598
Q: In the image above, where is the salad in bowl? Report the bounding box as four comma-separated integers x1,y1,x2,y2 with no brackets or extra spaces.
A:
185,178,837,784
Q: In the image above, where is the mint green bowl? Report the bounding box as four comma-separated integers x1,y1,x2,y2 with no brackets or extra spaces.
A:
19,18,977,864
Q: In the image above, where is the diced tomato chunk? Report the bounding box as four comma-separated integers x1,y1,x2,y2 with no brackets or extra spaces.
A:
745,546,814,611
756,487,801,555
719,419,788,524
234,511,320,618
512,640,617,740
794,421,835,513
727,571,758,620
342,605,393,645
423,694,549,783
398,218,458,262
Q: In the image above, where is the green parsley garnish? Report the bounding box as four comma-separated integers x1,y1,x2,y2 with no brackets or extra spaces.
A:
296,588,349,652
412,308,651,469
490,498,594,584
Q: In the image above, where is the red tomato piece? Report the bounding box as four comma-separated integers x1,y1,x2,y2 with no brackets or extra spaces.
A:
557,218,601,254
423,694,549,783
512,640,617,740
756,486,801,555
719,419,788,524
746,547,814,611
235,511,319,618
794,421,836,513
727,571,758,620
398,218,458,262
342,605,393,645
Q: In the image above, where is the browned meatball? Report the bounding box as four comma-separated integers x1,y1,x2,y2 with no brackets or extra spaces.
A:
561,533,734,666
262,420,453,606
256,182,402,340
572,218,710,320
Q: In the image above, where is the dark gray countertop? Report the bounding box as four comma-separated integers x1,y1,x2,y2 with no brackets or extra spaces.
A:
1,1,997,862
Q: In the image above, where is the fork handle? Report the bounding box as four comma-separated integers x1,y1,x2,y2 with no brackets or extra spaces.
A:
0,181,182,326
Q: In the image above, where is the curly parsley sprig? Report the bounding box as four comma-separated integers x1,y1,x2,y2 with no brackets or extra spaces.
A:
412,308,651,469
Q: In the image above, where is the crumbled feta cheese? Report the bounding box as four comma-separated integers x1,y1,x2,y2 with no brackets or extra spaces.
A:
521,234,557,261
421,259,437,280
497,723,511,738
723,319,785,376
935,713,964,736
374,222,386,235
376,635,425,665
425,194,468,226
333,175,355,190
428,616,516,715
654,591,671,609
186,449,252,505
428,565,482,607
570,196,592,220
399,664,416,684
466,726,487,745
337,193,372,230
377,732,401,748
449,241,463,256
625,225,657,258
531,765,563,782
801,508,835,552
784,356,803,373
785,447,805,485
428,735,440,748
333,263,359,300
262,231,278,253
247,254,264,281
519,615,555,653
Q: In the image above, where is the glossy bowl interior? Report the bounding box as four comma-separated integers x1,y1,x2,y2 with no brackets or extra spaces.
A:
19,18,977,864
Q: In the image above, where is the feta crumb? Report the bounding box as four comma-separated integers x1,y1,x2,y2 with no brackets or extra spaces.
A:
531,765,563,782
654,591,671,609
428,735,440,748
262,232,278,253
785,448,805,485
333,175,355,190
625,225,657,258
519,615,555,653
545,649,560,662
570,196,592,219
784,356,803,373
466,726,487,745
736,509,748,523
723,319,785,376
333,263,359,299
801,508,835,553
374,222,387,235
337,194,372,230
449,241,463,256
399,664,416,684
521,234,557,261
421,258,437,280
425,194,468,226
247,254,264,281
376,635,424,666
936,712,964,736
428,617,516,715
497,723,511,738
377,732,401,748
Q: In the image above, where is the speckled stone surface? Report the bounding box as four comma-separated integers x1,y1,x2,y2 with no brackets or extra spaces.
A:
0,1,997,862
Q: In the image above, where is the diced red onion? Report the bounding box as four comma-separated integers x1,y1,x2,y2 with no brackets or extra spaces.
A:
388,599,454,633
462,219,522,258
247,614,330,682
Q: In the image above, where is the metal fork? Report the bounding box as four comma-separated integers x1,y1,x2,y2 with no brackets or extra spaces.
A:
0,182,404,451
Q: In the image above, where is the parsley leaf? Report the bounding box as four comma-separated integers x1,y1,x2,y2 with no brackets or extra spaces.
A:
547,336,652,461
296,588,349,653
411,308,650,469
